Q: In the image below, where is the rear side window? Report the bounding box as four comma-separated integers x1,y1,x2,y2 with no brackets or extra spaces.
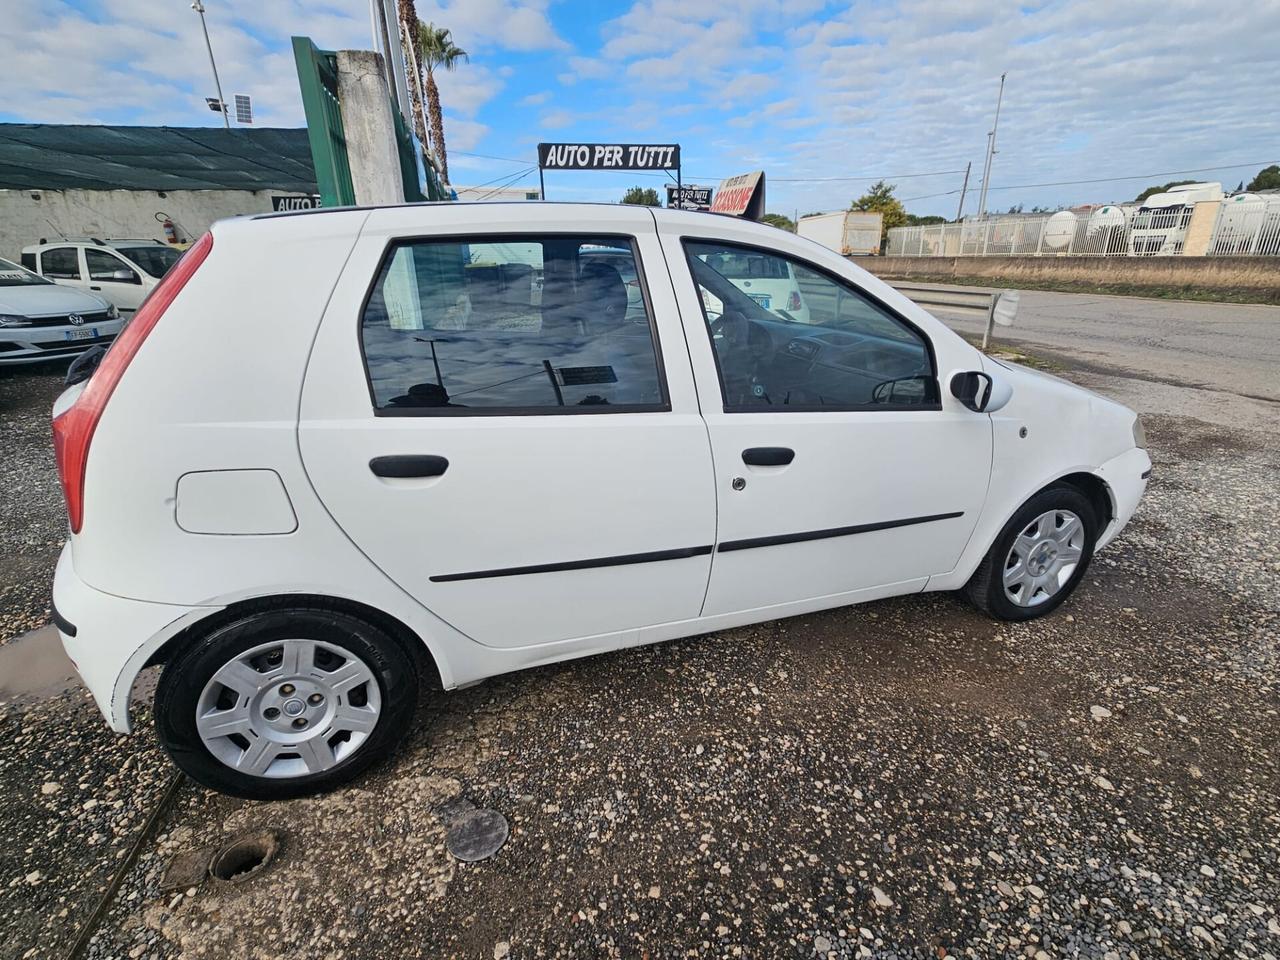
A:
41,248,81,279
360,235,666,414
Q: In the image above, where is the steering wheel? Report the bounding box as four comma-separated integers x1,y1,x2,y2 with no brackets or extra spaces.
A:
709,309,768,403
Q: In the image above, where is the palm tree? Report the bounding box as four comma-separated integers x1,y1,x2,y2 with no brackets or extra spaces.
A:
413,22,468,183
395,0,430,160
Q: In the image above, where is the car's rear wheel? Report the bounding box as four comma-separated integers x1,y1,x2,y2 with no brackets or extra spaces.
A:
155,607,417,799
964,486,1099,621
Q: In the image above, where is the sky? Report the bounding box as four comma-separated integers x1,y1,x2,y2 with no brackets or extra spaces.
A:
1,0,1277,218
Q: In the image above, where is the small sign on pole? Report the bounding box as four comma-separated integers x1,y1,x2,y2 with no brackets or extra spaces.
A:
536,142,682,201
983,289,1020,350
666,184,713,210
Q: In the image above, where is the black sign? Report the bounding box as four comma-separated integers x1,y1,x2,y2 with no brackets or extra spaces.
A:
666,184,713,211
271,194,323,212
538,143,680,171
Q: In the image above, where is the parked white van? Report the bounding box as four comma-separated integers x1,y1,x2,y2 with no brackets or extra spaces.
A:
51,203,1150,798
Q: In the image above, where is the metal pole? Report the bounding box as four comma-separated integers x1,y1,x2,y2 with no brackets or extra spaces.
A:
982,294,998,351
956,161,971,221
538,166,545,201
976,73,1006,218
191,2,229,129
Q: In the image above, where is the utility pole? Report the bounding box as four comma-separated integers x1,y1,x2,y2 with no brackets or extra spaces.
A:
976,72,1006,218
956,161,972,221
191,1,229,129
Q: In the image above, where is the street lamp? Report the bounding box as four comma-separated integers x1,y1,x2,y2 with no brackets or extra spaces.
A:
192,1,230,129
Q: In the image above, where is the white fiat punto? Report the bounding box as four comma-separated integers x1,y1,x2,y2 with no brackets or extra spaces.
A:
51,203,1150,798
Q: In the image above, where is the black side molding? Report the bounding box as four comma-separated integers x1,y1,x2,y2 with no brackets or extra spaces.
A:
369,455,449,479
431,544,714,583
51,601,77,638
718,511,964,553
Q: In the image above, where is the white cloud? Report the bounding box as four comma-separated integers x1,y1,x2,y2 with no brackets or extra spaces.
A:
411,0,567,52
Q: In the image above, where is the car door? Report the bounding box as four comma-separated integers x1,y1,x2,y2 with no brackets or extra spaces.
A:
299,204,716,650
38,246,88,295
84,248,146,312
658,221,993,617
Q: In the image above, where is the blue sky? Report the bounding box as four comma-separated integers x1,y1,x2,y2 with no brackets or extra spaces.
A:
2,0,1277,218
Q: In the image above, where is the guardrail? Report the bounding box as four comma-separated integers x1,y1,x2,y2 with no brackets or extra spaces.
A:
889,283,997,317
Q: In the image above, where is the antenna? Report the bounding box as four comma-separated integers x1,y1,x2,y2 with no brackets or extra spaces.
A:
976,73,1006,218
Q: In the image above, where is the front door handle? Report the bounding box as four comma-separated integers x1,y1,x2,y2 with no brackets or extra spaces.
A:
369,455,449,478
742,447,795,466
89,285,101,290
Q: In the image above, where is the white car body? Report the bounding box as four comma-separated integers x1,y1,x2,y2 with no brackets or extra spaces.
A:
21,239,184,313
0,257,122,365
51,203,1149,754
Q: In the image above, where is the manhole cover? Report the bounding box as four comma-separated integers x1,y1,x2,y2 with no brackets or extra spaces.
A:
445,809,508,862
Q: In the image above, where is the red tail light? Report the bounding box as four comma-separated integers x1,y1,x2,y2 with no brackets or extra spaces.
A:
52,232,213,533
787,290,802,311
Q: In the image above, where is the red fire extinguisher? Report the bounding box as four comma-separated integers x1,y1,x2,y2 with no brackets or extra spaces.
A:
162,218,178,244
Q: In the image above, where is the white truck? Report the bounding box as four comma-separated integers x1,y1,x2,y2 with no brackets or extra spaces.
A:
797,211,884,256
1127,182,1223,256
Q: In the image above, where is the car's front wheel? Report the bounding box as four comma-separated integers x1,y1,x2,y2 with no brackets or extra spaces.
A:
964,486,1099,621
155,607,418,799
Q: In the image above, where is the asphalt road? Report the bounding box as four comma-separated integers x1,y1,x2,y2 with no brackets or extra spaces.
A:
913,286,1280,404
2,292,1278,960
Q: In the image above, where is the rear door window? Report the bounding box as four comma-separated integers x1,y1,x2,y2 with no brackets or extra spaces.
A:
40,247,81,279
360,235,667,413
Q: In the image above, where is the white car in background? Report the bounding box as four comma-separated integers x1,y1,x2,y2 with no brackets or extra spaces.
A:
51,203,1149,799
0,257,122,365
21,238,184,314
695,247,812,325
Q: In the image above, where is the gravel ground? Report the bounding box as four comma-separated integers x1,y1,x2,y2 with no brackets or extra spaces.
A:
1,305,1277,960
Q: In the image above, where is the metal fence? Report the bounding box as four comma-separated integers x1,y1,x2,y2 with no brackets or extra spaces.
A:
886,198,1280,258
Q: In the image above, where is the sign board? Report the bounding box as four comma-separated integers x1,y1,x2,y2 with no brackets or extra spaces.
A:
666,184,713,211
992,289,1020,326
271,194,323,212
537,143,680,171
709,170,765,220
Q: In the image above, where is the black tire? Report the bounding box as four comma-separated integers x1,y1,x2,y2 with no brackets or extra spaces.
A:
155,607,418,800
963,485,1098,622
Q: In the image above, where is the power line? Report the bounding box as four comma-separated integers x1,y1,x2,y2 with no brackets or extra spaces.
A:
472,167,537,201
982,160,1279,192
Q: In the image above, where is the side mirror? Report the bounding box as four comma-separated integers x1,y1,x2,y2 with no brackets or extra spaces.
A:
950,370,1013,413
111,269,140,284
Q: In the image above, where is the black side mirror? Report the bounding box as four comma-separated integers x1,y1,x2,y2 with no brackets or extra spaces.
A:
950,371,993,412
66,345,108,386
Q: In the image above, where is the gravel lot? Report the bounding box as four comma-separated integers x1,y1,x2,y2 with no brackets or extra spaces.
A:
1,294,1277,960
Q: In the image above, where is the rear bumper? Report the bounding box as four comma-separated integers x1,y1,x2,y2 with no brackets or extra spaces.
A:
53,543,212,733
1095,445,1151,550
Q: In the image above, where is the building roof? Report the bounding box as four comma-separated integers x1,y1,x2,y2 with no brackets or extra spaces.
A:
0,124,317,192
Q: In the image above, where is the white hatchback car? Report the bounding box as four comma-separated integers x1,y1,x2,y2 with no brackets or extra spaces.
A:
22,238,184,314
51,203,1150,798
0,257,123,365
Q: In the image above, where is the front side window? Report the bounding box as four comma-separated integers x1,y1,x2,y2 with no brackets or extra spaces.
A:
116,245,182,278
86,249,139,283
685,240,938,411
40,248,81,280
361,236,666,413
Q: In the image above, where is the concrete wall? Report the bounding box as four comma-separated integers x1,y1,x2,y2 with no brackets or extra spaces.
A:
864,254,1280,292
335,49,405,207
0,188,300,261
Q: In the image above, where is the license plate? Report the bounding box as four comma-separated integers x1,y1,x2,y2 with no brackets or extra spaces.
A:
64,327,98,341
749,294,772,309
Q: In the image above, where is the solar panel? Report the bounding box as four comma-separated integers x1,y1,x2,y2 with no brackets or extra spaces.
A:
234,95,253,125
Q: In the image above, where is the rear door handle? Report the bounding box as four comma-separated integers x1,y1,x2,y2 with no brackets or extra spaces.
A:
742,447,795,466
369,455,449,478
89,285,101,290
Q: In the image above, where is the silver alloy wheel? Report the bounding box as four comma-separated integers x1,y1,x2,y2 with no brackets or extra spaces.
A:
1002,509,1085,608
195,638,382,779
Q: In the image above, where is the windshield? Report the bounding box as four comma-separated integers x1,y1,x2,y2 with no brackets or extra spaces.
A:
115,245,183,278
0,258,51,286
